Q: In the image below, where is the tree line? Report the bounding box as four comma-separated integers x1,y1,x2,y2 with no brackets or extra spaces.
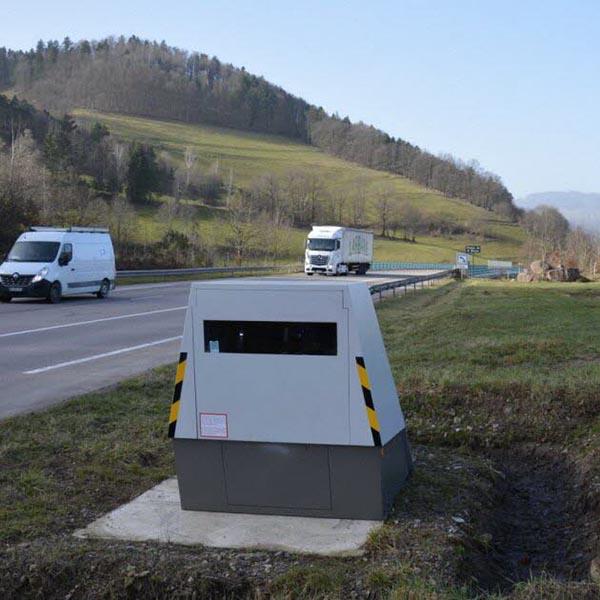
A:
0,95,301,268
8,94,576,274
0,36,518,219
521,204,600,276
0,95,187,257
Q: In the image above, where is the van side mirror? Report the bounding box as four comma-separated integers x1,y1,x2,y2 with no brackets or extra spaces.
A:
58,243,73,266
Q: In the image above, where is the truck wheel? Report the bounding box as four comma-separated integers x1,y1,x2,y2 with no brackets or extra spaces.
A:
48,282,62,304
0,295,11,303
306,272,314,276
96,279,111,299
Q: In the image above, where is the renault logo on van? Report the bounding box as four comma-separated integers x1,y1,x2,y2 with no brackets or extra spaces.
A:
12,273,20,282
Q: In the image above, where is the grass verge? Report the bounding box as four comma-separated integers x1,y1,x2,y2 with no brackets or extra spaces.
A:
1,280,599,598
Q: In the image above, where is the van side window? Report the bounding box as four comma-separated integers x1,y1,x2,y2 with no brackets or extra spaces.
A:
63,243,73,259
204,321,337,356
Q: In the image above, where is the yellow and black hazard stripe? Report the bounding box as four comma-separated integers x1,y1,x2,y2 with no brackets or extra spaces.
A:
168,352,188,438
355,356,382,447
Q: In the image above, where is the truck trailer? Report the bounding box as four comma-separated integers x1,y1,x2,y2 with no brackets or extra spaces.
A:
305,226,373,276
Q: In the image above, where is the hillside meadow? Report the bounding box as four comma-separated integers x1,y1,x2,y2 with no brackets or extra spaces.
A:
75,110,526,265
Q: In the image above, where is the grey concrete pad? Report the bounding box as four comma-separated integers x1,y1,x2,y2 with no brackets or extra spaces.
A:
74,478,382,556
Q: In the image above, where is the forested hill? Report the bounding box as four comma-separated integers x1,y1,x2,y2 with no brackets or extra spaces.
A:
0,36,517,218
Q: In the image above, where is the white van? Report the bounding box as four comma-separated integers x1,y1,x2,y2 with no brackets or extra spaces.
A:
0,227,116,303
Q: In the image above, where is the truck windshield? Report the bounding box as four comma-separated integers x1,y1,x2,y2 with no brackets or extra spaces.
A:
7,241,61,263
307,238,336,251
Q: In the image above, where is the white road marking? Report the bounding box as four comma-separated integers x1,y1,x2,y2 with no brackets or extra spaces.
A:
0,306,187,338
24,336,183,374
113,281,194,292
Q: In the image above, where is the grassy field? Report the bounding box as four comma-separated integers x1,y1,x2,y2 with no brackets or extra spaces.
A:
2,281,598,598
378,280,600,447
390,281,600,386
75,110,526,264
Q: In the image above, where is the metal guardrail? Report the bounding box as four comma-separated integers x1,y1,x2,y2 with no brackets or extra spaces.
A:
116,265,458,296
469,265,521,279
373,261,522,279
116,265,301,279
369,269,458,299
372,261,455,271
117,260,517,282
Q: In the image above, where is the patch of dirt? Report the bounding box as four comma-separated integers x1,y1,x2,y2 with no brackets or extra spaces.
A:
2,445,598,599
458,445,597,594
0,446,490,599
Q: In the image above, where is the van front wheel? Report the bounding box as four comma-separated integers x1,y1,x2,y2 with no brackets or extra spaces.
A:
0,295,11,303
48,282,62,304
96,279,111,299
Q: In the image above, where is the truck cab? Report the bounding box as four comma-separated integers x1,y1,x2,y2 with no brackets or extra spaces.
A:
0,227,116,303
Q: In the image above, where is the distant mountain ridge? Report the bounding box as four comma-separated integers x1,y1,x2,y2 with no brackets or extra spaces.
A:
519,191,600,231
0,36,517,218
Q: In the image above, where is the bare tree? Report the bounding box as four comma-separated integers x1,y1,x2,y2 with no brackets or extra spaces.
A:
467,216,487,241
396,201,423,241
225,167,234,201
112,142,127,191
306,173,324,224
108,195,136,249
522,205,569,264
227,192,258,265
157,197,185,230
375,184,395,237
565,227,600,276
0,129,47,203
281,169,308,226
250,173,284,224
278,170,324,227
328,190,347,224
0,130,44,248
183,145,198,191
350,177,368,227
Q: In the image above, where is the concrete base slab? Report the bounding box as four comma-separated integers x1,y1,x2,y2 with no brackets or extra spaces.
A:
74,478,382,556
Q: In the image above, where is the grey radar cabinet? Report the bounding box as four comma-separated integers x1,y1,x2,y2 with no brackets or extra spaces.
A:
168,279,413,520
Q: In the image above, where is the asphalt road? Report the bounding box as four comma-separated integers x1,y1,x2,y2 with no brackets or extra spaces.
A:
0,271,438,419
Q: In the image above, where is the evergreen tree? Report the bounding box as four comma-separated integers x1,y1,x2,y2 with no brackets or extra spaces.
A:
126,144,159,203
90,122,109,143
43,114,76,171
0,48,9,87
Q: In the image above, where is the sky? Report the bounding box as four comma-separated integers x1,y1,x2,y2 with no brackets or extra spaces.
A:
3,0,600,201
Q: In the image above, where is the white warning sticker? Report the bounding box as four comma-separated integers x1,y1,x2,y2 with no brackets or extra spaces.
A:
199,413,228,438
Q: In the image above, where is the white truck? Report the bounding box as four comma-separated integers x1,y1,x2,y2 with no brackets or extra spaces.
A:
0,227,116,303
304,226,373,276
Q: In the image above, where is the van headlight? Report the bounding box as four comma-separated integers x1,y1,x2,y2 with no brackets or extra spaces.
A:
32,267,49,283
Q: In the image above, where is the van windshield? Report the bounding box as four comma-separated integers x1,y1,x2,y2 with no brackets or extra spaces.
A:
307,238,336,251
7,241,61,263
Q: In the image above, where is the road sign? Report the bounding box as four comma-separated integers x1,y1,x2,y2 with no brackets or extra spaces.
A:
456,253,470,270
465,245,481,255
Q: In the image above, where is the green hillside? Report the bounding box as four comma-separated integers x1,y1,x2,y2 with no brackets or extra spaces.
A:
75,110,525,264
